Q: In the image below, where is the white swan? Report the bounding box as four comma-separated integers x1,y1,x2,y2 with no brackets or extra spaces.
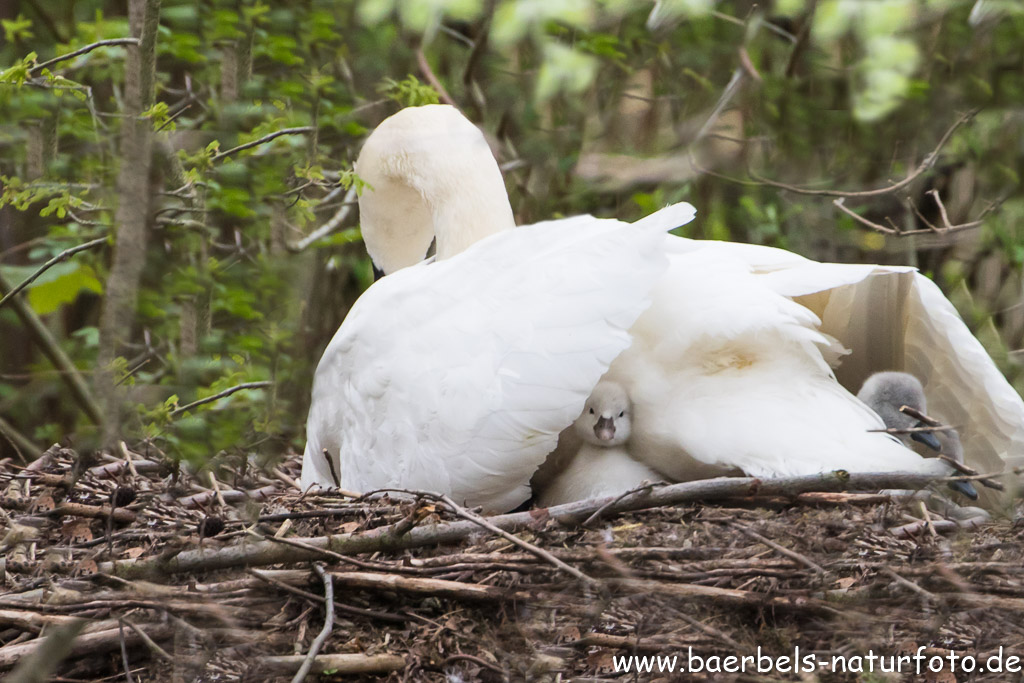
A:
300,105,696,512
857,371,978,499
537,381,663,506
333,104,1024,502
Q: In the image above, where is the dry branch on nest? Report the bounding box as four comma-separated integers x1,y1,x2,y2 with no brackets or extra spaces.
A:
1,447,1021,681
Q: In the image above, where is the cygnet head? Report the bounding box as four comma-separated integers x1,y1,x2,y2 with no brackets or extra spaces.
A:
857,371,941,451
858,371,977,501
574,381,632,447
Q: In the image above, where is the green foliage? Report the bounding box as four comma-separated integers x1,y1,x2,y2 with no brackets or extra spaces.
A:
379,75,440,107
1,15,34,43
0,0,1022,466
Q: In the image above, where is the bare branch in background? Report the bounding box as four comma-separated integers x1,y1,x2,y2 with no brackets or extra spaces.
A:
29,39,140,75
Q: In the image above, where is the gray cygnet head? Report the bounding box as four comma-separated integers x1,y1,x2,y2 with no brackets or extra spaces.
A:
857,371,977,500
857,371,941,451
574,381,632,447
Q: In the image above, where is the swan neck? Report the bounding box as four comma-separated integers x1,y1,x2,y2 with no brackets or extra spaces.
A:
431,182,516,260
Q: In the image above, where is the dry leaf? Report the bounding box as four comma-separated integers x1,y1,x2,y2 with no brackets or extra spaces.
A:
61,519,93,543
31,494,55,512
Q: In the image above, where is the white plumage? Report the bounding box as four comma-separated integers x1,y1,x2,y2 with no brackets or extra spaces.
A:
301,105,694,512
303,104,1024,509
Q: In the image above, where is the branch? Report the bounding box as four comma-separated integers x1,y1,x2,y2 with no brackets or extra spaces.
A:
833,196,985,238
259,654,406,676
0,236,108,312
415,47,456,107
211,127,314,162
97,470,955,580
5,620,85,683
290,565,333,683
436,493,595,584
29,38,140,75
751,109,978,197
169,381,272,417
0,272,103,425
286,186,358,252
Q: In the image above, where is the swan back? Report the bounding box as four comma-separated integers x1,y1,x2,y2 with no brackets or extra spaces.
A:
303,209,676,511
356,105,515,274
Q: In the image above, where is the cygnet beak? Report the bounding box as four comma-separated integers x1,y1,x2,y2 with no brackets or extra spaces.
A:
594,416,615,441
910,424,942,451
948,479,979,501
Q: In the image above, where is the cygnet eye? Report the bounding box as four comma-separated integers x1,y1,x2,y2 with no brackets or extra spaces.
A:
618,411,625,417
589,408,594,415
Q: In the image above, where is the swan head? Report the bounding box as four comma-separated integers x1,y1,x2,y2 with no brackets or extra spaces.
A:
355,104,516,275
574,381,632,447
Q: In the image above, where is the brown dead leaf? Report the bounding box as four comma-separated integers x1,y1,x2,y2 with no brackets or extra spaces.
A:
125,546,146,559
31,493,55,512
77,559,98,574
587,649,615,673
834,576,858,589
337,521,360,533
556,625,581,643
61,519,93,543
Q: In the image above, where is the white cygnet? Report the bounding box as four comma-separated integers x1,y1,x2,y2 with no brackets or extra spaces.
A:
537,381,663,507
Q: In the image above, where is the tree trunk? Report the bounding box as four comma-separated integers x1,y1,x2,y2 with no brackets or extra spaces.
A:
96,0,161,445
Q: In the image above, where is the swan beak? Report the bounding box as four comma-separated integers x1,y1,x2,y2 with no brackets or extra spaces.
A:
948,479,979,501
911,426,942,451
594,416,615,441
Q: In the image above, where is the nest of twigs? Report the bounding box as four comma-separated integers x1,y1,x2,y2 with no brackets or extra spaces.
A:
1,444,1022,682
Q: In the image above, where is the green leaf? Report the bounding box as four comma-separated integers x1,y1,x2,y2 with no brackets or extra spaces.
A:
24,262,104,315
2,15,34,42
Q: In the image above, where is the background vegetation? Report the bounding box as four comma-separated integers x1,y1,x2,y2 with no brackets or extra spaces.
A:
0,0,1022,471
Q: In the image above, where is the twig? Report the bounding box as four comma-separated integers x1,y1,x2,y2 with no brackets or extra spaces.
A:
0,272,103,425
247,569,408,622
936,456,1005,492
258,654,405,676
118,620,135,683
881,566,940,604
97,471,952,580
287,187,358,252
291,564,333,683
0,416,35,462
582,481,663,527
211,127,314,162
0,237,108,312
868,425,956,434
29,39,140,75
121,619,173,662
169,381,271,417
415,47,456,107
4,620,85,683
898,405,941,426
321,449,341,488
443,653,504,674
731,523,825,574
436,493,595,585
752,110,978,197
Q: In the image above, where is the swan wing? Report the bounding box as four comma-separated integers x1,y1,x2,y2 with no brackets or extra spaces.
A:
303,205,693,512
606,245,943,481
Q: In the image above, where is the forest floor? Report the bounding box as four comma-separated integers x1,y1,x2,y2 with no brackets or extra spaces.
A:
2,445,1023,682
